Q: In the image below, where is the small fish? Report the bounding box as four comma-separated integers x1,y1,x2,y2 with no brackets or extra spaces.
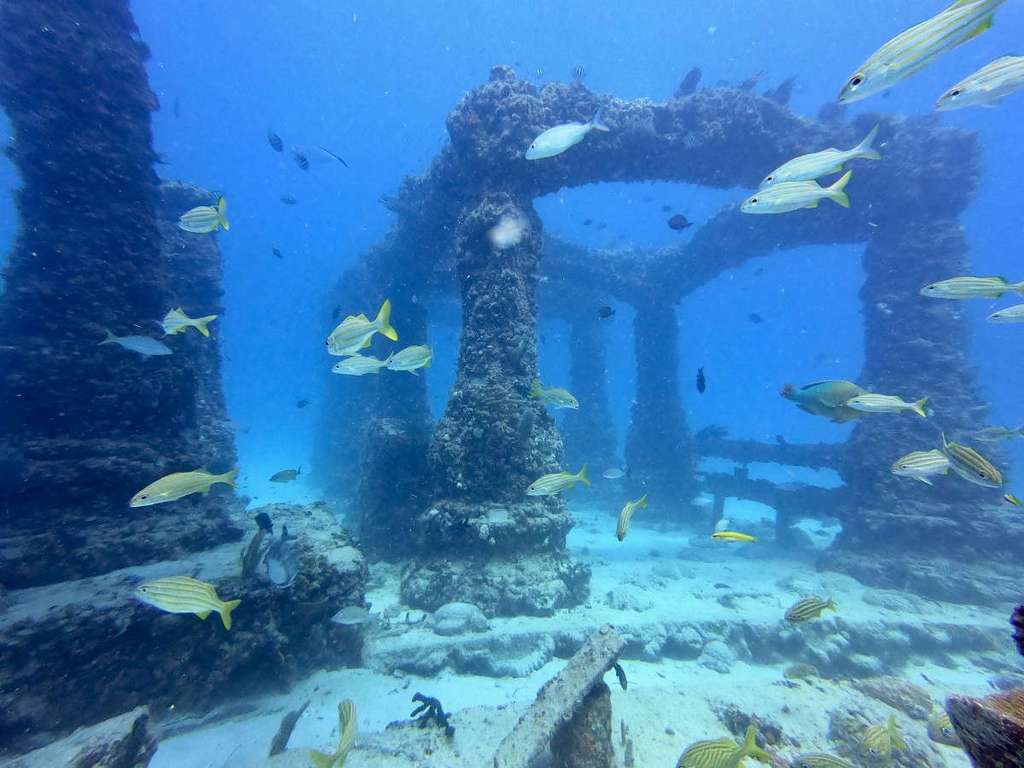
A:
602,467,626,480
661,204,673,213
937,55,1024,110
973,425,1024,442
988,304,1024,323
783,664,820,681
316,145,349,167
927,711,962,747
862,715,907,761
272,247,283,259
310,700,357,768
161,307,217,337
99,329,173,357
267,130,284,152
1005,493,1023,508
331,605,373,626
263,525,299,588
597,305,615,319
571,64,586,81
178,197,229,233
696,367,706,394
293,151,310,171
747,313,764,324
131,467,238,507
254,512,274,533
526,465,590,496
668,213,691,230
616,494,648,541
838,0,1005,104
269,467,300,483
280,194,299,205
332,354,389,376
845,393,929,418
677,725,769,768
920,275,1024,300
531,380,579,409
760,125,880,187
525,109,610,160
789,754,856,768
296,399,310,409
891,449,950,485
386,344,433,375
326,299,398,356
942,433,1003,488
785,596,837,623
583,218,593,226
136,575,241,630
742,171,853,214
712,531,757,543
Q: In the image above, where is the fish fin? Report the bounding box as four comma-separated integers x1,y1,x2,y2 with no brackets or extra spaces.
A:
912,396,929,418
196,610,210,620
740,725,766,760
219,467,240,488
637,493,648,508
219,599,241,630
309,750,336,768
192,315,218,337
407,368,418,376
360,336,373,349
828,170,853,208
964,13,994,42
577,464,590,486
589,108,610,132
1015,282,1024,296
826,598,838,612
805,200,819,208
915,476,934,486
217,197,230,231
530,380,542,398
854,123,882,161
99,328,118,345
375,299,398,341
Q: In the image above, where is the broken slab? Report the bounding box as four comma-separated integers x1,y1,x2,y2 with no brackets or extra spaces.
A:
0,707,156,768
946,690,1024,768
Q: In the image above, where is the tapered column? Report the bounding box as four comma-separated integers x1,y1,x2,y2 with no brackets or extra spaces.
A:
561,311,617,471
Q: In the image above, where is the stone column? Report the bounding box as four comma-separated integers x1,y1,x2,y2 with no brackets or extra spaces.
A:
403,193,589,616
0,0,240,587
624,293,695,510
561,309,617,472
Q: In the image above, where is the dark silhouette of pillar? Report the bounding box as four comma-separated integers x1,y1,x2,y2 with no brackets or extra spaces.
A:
561,308,617,471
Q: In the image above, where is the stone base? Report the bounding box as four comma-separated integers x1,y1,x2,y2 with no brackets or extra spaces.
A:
0,503,366,756
2,707,157,768
400,551,590,617
551,681,614,768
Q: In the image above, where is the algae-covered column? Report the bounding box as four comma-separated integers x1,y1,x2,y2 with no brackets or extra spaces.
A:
0,0,240,587
624,292,695,510
561,307,617,472
404,193,589,616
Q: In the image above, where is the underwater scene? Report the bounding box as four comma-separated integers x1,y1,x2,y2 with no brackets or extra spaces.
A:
2,0,1024,766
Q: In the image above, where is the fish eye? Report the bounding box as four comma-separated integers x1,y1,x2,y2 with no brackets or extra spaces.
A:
764,176,773,183
950,89,961,98
750,197,759,204
849,75,863,88
978,471,987,479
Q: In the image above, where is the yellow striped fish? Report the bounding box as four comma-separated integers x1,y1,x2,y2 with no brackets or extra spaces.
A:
844,393,929,418
785,596,837,623
790,754,856,768
711,531,757,543
130,468,239,507
988,304,1024,324
1005,493,1023,508
741,171,852,214
891,449,950,485
325,299,398,356
839,0,1007,104
331,354,389,376
615,494,648,541
161,308,218,337
942,433,1003,488
311,699,357,768
531,380,579,409
135,576,241,630
676,725,768,768
760,125,880,188
385,344,433,374
862,715,907,761
178,197,230,233
937,55,1024,110
526,465,589,496
920,275,1024,299
927,710,962,747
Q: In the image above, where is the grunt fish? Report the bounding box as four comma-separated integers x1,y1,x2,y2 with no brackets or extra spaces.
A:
742,171,852,214
99,329,173,357
525,109,609,160
325,299,398,356
712,531,757,543
927,711,963,747
526,465,590,496
891,449,950,485
161,307,218,337
269,467,300,483
972,425,1024,442
386,344,433,375
988,303,1024,323
937,55,1024,110
602,467,626,480
920,275,1024,299
844,393,929,418
531,380,579,409
332,354,389,376
942,433,1003,488
861,715,907,761
838,0,1006,104
760,125,881,187
615,494,648,541
1005,493,1023,508
676,725,769,768
785,596,837,623
131,468,238,507
310,699,357,768
135,576,241,630
178,197,229,233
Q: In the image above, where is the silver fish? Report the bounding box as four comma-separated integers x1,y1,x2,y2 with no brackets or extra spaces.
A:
937,55,1024,110
987,303,1024,324
99,329,172,357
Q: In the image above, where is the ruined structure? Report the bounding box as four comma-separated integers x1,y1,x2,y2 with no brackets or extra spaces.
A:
316,64,1024,609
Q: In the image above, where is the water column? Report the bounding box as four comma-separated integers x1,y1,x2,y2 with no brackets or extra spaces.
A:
404,193,590,616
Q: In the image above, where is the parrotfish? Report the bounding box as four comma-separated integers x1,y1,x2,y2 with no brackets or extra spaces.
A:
780,380,866,423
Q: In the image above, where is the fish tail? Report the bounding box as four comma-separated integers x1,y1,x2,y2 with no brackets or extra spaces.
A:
741,725,769,762
217,197,230,231
912,396,929,418
855,123,882,161
99,328,117,345
577,464,590,486
218,467,240,488
827,170,853,208
375,299,398,341
589,108,610,132
309,750,336,768
825,597,838,613
1015,281,1024,296
637,493,648,508
530,379,542,398
219,599,241,630
192,314,218,337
